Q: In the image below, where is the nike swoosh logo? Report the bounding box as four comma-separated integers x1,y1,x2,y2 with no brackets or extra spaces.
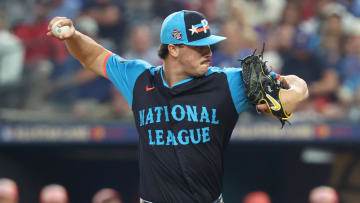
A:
266,94,281,111
146,85,155,92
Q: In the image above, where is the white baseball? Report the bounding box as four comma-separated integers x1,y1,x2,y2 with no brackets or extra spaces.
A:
51,20,71,37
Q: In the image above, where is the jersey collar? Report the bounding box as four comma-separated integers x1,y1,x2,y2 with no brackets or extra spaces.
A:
160,66,194,88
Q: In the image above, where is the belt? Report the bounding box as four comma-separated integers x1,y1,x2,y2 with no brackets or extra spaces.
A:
140,193,224,203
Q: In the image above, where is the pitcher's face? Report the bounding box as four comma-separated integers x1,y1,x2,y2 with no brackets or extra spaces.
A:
178,45,213,77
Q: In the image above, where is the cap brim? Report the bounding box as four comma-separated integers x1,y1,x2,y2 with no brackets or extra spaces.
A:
185,35,227,46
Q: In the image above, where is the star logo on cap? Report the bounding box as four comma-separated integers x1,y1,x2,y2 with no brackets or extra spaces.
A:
189,25,198,35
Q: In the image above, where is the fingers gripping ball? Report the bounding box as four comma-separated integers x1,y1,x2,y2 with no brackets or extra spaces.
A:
51,20,70,37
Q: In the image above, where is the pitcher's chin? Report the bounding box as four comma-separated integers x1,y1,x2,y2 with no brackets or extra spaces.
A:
196,66,209,77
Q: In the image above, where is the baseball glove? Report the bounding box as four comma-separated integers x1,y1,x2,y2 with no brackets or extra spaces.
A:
239,47,292,128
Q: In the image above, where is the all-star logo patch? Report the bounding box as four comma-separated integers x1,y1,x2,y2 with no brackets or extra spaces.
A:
188,19,210,35
171,29,182,40
184,11,211,42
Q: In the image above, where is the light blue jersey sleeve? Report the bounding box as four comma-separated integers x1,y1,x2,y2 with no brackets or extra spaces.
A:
207,67,251,114
104,53,152,107
223,67,251,114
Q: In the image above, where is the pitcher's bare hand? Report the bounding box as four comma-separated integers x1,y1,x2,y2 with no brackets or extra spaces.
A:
47,17,76,40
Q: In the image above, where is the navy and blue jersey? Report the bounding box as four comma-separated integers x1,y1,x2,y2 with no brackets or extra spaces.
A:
104,53,250,203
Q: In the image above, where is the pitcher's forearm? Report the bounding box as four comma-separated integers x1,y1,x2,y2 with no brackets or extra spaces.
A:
280,75,309,114
65,31,111,76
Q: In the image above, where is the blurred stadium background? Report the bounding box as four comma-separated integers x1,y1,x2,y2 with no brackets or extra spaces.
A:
0,0,360,202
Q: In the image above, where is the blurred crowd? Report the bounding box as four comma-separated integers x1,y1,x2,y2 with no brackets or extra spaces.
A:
0,177,340,202
242,187,338,203
0,0,360,122
0,178,124,203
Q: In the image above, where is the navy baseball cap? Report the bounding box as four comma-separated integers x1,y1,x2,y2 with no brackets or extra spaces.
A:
160,10,226,46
